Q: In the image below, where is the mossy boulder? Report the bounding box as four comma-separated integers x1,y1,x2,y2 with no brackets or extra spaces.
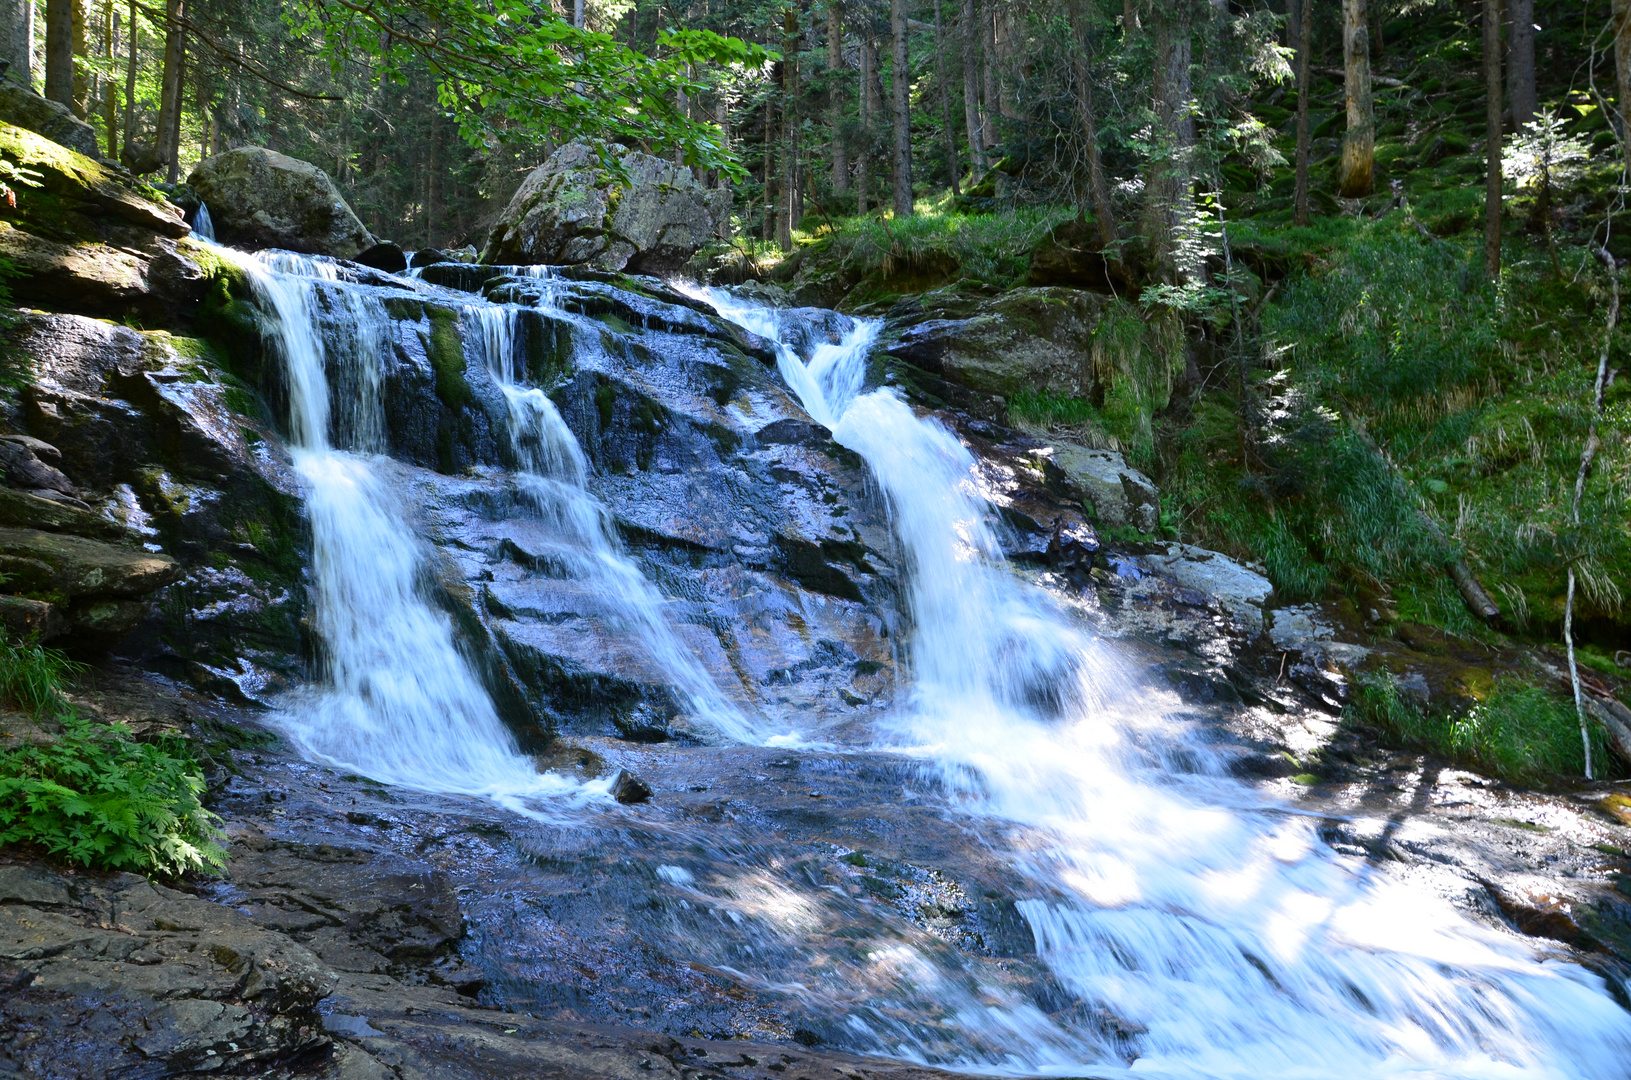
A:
0,81,100,160
188,147,374,259
882,286,1111,400
482,142,730,274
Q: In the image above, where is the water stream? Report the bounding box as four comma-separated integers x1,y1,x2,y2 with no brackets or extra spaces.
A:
234,250,1631,1077
238,253,583,810
687,287,1631,1079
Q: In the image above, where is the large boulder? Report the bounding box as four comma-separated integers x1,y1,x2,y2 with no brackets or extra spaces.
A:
482,142,730,274
188,147,373,259
883,287,1111,400
0,80,101,159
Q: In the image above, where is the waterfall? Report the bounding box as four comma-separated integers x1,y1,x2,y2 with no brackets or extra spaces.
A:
460,294,768,744
688,285,1631,1079
192,202,216,243
237,252,584,809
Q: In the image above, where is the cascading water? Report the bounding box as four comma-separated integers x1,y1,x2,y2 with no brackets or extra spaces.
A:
237,252,582,808
686,285,1631,1079
192,202,216,243
458,293,764,743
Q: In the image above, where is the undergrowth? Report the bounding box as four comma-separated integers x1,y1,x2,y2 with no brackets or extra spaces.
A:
809,205,1072,289
1347,670,1611,785
0,637,225,877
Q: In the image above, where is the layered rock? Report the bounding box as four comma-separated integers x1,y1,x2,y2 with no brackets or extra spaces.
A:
482,143,730,274
1,312,306,681
189,147,374,259
0,124,217,327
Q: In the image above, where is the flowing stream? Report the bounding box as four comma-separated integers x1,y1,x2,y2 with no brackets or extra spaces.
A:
686,287,1631,1079
235,251,1631,1078
238,253,583,810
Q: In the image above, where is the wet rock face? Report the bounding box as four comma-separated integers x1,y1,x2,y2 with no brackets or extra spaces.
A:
189,147,374,260
1,312,306,682
482,143,731,275
0,862,334,1078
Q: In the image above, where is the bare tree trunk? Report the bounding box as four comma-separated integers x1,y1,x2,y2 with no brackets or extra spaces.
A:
1506,0,1535,130
1338,0,1373,197
122,0,136,158
960,0,985,175
1293,0,1313,225
934,0,959,194
778,6,799,249
1066,0,1114,247
102,0,116,156
44,0,73,107
573,0,583,28
858,32,874,215
1611,14,1631,183
164,18,184,182
1483,0,1502,277
828,3,848,194
980,3,996,146
762,98,776,241
1568,251,1620,780
1145,6,1195,280
1,0,33,87
71,0,87,118
155,0,183,173
890,0,913,217
716,92,731,191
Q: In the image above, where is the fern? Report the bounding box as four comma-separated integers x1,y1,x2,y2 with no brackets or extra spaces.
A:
0,637,225,877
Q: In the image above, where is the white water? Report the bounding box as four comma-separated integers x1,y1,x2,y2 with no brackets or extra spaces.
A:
688,286,1631,1079
238,252,586,809
459,295,766,743
192,202,216,243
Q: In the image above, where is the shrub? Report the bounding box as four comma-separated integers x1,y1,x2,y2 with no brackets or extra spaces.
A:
0,637,225,877
1346,670,1610,785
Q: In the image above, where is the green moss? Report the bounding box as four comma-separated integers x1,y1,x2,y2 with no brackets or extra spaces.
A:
595,382,616,428
424,305,472,410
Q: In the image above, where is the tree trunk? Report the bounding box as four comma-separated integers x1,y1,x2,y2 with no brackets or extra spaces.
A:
1066,0,1114,247
44,0,73,107
858,33,874,215
102,1,116,157
762,98,776,241
154,0,183,173
960,0,986,175
890,0,913,217
121,0,136,158
1,0,32,88
1293,0,1313,225
1618,0,1631,181
1505,0,1535,131
980,4,996,146
778,7,799,249
716,92,731,191
1145,6,1195,280
828,3,848,194
1338,0,1373,197
1483,0,1502,277
71,0,87,118
934,0,959,194
164,18,184,183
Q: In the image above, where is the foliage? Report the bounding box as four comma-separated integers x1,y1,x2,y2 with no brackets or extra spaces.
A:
810,206,1072,290
293,0,773,177
1346,670,1610,785
0,638,225,877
